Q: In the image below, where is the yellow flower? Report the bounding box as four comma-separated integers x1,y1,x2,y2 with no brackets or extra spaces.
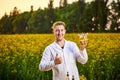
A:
80,75,87,80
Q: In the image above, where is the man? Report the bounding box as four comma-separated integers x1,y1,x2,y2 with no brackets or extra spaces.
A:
39,21,88,80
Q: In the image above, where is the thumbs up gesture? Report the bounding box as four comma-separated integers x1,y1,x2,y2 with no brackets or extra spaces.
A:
54,53,62,65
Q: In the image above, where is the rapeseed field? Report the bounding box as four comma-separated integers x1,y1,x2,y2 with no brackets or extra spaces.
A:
0,33,120,80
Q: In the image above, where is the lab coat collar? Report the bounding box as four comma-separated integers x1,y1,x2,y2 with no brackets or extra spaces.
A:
53,39,67,50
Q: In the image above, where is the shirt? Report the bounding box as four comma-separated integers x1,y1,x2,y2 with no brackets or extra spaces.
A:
39,40,88,80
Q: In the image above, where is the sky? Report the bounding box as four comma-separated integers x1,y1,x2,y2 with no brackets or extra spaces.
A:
0,0,94,18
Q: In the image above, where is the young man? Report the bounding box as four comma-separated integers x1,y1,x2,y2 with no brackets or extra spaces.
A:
39,21,88,80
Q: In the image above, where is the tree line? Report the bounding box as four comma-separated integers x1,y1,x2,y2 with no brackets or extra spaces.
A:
0,0,119,34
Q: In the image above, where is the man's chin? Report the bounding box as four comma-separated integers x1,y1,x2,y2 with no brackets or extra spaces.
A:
56,38,63,41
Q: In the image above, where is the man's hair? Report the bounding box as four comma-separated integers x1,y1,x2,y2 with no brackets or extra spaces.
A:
52,21,65,29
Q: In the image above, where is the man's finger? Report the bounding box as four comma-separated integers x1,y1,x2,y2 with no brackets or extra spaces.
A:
80,41,84,45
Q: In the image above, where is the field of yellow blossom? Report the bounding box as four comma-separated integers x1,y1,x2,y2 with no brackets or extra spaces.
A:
0,33,120,80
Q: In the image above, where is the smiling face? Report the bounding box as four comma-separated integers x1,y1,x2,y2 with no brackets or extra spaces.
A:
53,24,66,42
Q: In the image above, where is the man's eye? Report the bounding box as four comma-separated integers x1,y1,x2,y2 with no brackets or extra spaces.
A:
55,30,59,32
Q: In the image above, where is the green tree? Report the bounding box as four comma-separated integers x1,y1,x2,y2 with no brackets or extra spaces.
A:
108,0,120,32
93,0,109,32
78,0,86,32
0,7,19,34
12,12,31,33
78,2,95,32
0,13,10,34
28,8,51,33
55,2,80,32
48,0,55,29
60,0,68,8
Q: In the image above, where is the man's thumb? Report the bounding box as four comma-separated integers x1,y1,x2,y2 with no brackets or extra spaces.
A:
56,53,58,58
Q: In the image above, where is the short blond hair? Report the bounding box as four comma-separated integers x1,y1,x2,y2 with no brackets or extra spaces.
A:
52,21,65,29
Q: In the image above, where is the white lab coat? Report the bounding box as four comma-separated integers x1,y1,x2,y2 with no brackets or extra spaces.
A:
39,40,88,80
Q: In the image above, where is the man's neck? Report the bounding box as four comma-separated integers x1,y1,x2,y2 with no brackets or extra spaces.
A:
56,39,65,48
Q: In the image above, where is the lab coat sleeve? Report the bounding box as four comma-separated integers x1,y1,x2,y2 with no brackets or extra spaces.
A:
39,46,55,71
73,43,88,64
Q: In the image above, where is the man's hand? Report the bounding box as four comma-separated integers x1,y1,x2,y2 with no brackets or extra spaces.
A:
54,53,62,65
80,40,88,50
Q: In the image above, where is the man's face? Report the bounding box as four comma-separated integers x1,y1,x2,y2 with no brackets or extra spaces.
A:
53,25,66,41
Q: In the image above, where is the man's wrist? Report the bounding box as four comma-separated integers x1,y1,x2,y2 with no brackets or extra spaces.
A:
51,61,55,66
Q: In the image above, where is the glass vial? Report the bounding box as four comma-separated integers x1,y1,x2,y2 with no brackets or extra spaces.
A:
66,72,70,80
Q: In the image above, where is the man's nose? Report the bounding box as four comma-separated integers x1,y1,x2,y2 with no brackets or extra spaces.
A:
59,30,62,34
